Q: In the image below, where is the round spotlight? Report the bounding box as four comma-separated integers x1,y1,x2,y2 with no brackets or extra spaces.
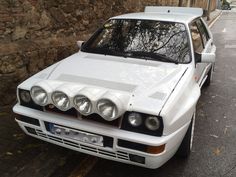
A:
52,91,70,111
145,116,160,131
31,86,48,106
74,95,92,115
128,112,142,127
20,90,31,103
97,99,118,120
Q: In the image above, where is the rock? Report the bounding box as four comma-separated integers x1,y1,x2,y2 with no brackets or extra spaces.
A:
39,11,51,28
38,49,46,69
49,7,67,25
82,20,89,26
0,14,13,23
57,46,70,61
0,57,16,74
75,9,83,17
24,7,40,26
61,3,74,14
46,48,57,66
4,28,12,35
12,26,27,40
44,0,59,9
26,51,39,74
16,66,28,81
22,1,33,12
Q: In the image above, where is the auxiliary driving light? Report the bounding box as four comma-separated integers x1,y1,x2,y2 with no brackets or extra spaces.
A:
31,86,48,106
97,99,118,120
52,91,70,111
74,95,92,115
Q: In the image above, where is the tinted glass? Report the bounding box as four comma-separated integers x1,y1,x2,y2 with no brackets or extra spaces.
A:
196,19,210,46
190,22,204,53
82,19,191,64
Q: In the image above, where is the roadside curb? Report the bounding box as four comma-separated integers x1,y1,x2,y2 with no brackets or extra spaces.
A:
206,10,223,27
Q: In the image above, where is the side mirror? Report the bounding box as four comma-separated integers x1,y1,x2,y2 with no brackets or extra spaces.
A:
77,40,85,49
201,52,215,63
195,45,216,63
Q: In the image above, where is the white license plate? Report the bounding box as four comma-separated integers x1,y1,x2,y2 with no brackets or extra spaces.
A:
50,124,104,146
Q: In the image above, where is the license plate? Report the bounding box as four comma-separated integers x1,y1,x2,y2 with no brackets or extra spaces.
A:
49,124,104,146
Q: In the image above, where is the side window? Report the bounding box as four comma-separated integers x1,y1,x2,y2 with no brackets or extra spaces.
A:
190,22,204,53
196,19,210,46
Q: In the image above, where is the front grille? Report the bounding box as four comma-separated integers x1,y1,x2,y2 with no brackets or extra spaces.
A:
24,126,135,163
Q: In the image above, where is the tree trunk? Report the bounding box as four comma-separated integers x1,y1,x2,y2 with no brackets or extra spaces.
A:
178,0,183,6
207,0,211,21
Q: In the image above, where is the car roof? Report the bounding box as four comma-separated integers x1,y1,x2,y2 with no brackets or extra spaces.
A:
111,6,203,24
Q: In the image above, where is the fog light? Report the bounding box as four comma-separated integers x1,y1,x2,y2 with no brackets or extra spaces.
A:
129,154,145,164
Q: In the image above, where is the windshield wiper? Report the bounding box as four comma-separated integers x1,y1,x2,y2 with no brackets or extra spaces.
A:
87,47,130,58
125,51,178,64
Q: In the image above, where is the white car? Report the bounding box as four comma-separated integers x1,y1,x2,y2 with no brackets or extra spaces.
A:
13,6,216,169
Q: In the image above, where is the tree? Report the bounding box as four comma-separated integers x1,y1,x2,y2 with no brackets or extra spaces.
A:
207,0,211,21
178,0,183,6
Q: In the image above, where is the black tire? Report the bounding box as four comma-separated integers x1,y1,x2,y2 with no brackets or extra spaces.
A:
176,114,195,158
204,67,212,87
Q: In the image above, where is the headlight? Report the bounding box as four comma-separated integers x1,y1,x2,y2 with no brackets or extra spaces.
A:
74,95,92,115
19,90,31,103
31,86,48,106
128,112,142,127
145,116,160,131
52,91,70,111
97,99,118,120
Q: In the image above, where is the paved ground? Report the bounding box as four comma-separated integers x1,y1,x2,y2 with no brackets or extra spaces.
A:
0,106,87,177
1,10,235,177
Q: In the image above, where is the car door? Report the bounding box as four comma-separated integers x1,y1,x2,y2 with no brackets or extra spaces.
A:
190,18,213,86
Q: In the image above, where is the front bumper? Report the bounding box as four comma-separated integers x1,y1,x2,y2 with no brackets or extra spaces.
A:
13,104,190,169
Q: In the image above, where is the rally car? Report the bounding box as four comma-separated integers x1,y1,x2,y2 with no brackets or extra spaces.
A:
13,6,216,168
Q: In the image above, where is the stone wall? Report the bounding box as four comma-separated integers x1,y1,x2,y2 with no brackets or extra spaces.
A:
0,0,215,107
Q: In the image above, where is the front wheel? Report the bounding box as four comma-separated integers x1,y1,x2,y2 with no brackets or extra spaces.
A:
176,112,196,158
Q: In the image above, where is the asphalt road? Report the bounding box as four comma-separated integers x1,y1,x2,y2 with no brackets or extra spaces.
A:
84,11,236,177
0,11,235,177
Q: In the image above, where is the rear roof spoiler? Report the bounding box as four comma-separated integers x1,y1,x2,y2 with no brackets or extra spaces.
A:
144,6,203,17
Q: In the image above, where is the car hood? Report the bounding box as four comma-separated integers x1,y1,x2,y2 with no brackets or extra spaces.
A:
34,52,188,117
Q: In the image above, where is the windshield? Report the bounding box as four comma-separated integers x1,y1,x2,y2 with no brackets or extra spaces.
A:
82,19,191,64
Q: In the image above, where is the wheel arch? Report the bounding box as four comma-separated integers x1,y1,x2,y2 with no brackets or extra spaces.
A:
160,67,200,135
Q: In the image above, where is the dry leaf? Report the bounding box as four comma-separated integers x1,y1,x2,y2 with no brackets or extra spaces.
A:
213,147,221,156
6,152,13,156
210,134,219,138
224,127,228,135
